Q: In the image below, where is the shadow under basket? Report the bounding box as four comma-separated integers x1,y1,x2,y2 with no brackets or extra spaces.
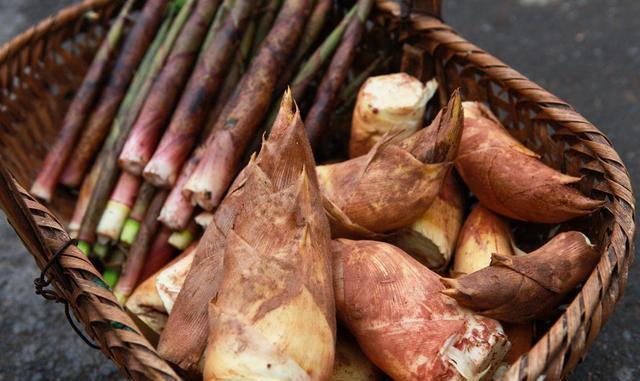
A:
0,0,634,380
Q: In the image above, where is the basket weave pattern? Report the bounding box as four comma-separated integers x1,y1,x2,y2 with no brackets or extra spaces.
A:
0,1,634,380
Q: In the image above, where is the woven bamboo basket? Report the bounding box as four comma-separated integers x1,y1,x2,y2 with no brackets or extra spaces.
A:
0,0,634,380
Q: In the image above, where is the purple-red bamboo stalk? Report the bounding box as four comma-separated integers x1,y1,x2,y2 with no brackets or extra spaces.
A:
30,0,135,201
304,0,373,146
184,0,312,210
276,0,331,92
73,2,187,246
138,226,177,285
60,0,170,187
114,189,168,303
118,0,221,175
68,163,100,238
157,155,199,230
142,0,254,187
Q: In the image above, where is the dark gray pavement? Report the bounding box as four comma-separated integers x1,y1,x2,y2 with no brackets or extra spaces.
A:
0,0,637,380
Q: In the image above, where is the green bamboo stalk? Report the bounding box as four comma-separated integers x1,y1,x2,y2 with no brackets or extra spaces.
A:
290,4,357,100
76,1,191,245
93,242,110,260
304,0,373,146
250,0,284,56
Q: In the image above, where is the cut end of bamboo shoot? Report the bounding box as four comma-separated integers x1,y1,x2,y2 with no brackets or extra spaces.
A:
29,181,54,203
143,161,176,188
120,219,141,246
97,201,131,242
77,240,91,256
103,269,120,289
349,74,436,157
118,155,147,176
194,211,213,228
168,229,194,250
93,242,109,260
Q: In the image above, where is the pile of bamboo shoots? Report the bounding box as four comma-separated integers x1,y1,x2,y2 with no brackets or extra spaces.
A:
30,1,605,380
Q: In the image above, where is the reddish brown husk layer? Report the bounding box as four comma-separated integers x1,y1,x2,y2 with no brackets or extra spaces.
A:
159,91,317,372
503,323,533,364
451,204,515,277
455,102,605,223
387,171,465,271
442,231,600,323
60,0,170,187
118,0,222,176
184,0,312,211
317,91,462,238
332,239,508,381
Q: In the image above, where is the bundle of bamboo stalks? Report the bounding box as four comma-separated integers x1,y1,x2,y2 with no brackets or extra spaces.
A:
29,1,606,380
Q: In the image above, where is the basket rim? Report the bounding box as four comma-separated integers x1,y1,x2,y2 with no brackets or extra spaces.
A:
0,1,634,381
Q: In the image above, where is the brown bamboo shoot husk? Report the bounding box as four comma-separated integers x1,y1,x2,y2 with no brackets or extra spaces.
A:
442,231,600,323
156,244,196,314
203,92,335,380
125,244,196,334
159,90,334,374
317,90,463,238
503,323,534,364
349,74,437,157
332,239,509,381
451,204,515,277
125,273,168,335
455,102,605,223
388,171,465,271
